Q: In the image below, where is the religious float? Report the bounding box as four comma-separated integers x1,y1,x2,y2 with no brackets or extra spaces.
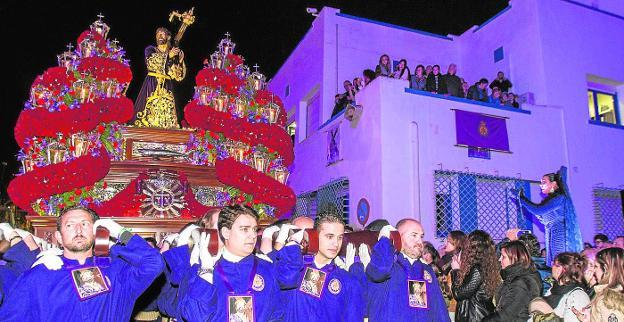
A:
7,11,296,244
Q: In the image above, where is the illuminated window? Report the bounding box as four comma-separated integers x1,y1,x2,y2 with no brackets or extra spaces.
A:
588,89,620,125
287,121,296,142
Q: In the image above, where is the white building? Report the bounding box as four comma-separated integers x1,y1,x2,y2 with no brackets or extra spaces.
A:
269,0,624,243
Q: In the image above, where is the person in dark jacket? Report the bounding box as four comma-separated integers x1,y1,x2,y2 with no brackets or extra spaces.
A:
425,65,448,94
489,71,513,93
444,64,462,97
483,240,543,322
451,230,500,322
467,78,489,102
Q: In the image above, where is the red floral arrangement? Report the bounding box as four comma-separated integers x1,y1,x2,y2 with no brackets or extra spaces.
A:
78,57,132,83
8,147,111,211
215,158,296,215
195,68,245,95
31,67,76,94
76,30,108,53
225,54,244,72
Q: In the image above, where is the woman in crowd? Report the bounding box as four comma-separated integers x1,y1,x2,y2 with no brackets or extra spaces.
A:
460,79,469,98
353,77,364,92
574,247,624,321
392,59,410,80
409,64,427,91
363,69,376,86
514,167,583,266
528,252,590,321
422,241,442,275
483,241,543,321
581,248,599,296
438,231,466,316
375,54,392,77
450,230,499,322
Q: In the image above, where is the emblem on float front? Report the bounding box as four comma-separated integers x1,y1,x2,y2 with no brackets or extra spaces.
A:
138,170,187,218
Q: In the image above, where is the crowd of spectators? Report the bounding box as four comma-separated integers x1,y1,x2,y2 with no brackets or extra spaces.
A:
333,53,521,117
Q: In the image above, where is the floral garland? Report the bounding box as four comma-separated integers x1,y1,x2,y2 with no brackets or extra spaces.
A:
8,147,111,212
184,100,294,165
215,158,296,216
15,97,133,149
77,57,132,83
195,68,245,95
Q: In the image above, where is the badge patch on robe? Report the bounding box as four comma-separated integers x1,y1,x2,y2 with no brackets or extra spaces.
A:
299,267,327,298
227,295,254,322
423,270,432,283
407,280,428,308
70,266,111,301
328,278,342,295
252,274,265,291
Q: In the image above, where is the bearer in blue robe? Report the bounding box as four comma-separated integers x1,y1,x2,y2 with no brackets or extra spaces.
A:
0,223,41,306
366,219,450,322
276,211,365,322
0,206,163,322
169,205,301,322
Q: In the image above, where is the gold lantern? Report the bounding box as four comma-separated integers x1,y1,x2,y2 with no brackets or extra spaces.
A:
218,33,236,55
210,52,225,69
90,14,110,39
30,85,50,107
232,142,248,162
103,80,118,98
197,86,213,106
248,64,266,91
73,79,94,103
79,36,98,58
21,157,35,173
47,142,67,164
253,151,268,173
71,133,91,157
264,101,281,124
233,97,247,117
212,95,229,112
57,44,78,70
272,165,290,184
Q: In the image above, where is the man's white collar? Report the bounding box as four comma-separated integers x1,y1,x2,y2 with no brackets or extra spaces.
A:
222,248,244,263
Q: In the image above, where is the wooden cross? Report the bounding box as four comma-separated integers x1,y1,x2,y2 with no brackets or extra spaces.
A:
253,64,260,73
224,32,231,39
97,13,105,21
66,43,74,52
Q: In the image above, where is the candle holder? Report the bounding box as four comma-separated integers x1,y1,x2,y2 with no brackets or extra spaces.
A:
264,101,281,124
233,97,247,117
253,151,268,173
218,33,236,55
212,94,229,112
272,164,290,184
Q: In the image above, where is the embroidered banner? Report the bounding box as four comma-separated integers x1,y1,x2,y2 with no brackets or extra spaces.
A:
454,109,509,152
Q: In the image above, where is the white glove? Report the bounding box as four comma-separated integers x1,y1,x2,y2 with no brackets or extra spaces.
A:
32,247,64,270
190,240,200,266
378,225,397,240
288,229,305,244
334,256,347,270
0,223,16,240
190,229,201,246
262,225,281,240
14,228,32,239
345,243,356,270
359,243,371,269
198,232,216,284
276,224,298,245
93,219,124,240
178,224,200,247
164,233,179,245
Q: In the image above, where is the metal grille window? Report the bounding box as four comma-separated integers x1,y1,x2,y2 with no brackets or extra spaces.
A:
434,170,534,241
592,187,624,240
294,178,349,223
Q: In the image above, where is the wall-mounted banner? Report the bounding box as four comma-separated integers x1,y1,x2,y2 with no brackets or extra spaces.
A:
454,109,510,152
327,125,341,165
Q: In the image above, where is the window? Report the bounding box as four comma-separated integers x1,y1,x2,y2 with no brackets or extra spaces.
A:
295,178,349,222
285,85,290,97
306,93,320,138
494,46,504,63
588,89,620,125
592,187,624,240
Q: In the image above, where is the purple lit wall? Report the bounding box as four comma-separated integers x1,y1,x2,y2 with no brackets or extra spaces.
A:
269,0,624,243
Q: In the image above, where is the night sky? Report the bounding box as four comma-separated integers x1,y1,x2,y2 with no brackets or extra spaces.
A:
0,0,507,200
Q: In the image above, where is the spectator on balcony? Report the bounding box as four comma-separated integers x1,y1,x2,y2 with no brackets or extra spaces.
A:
425,65,433,78
392,59,410,80
510,93,520,108
353,77,364,92
489,87,502,105
363,69,376,86
426,65,448,94
409,64,427,91
489,71,513,93
331,94,345,117
467,79,489,102
342,80,356,105
375,54,392,77
460,79,470,98
444,63,462,97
